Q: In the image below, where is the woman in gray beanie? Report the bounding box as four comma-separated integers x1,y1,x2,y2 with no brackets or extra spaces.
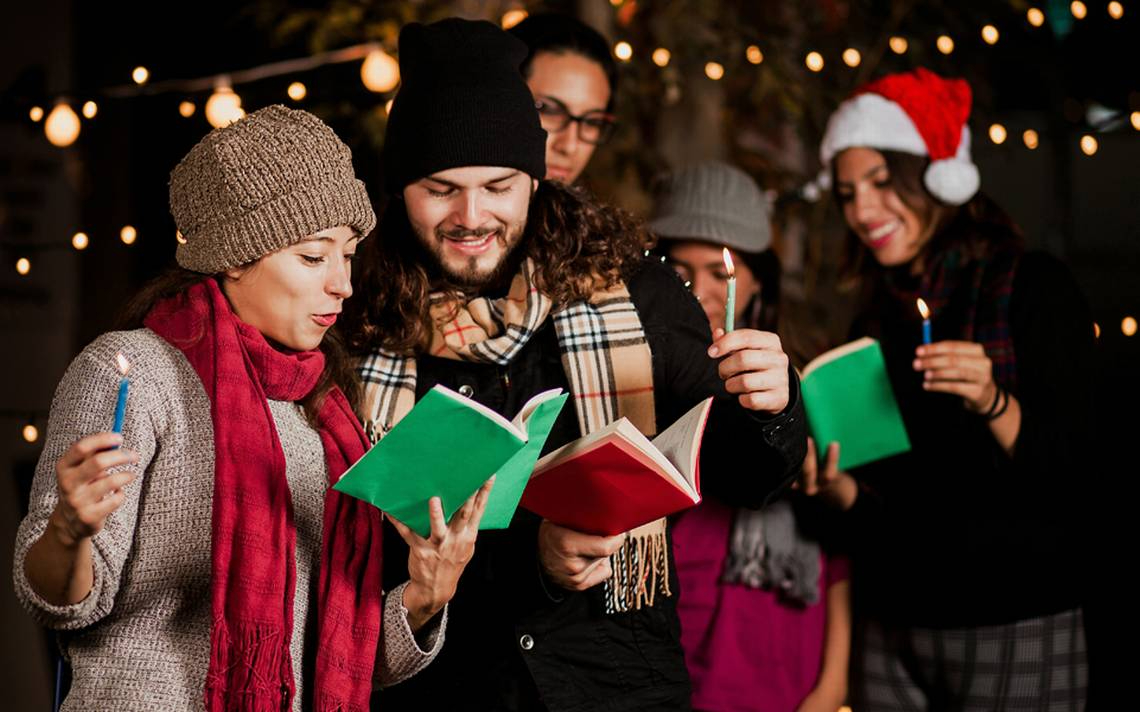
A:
650,161,852,712
14,105,488,711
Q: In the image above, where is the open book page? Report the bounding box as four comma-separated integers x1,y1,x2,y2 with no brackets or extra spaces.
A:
649,397,713,495
531,415,699,499
534,417,651,473
432,384,528,440
511,388,566,436
481,392,568,530
607,436,694,499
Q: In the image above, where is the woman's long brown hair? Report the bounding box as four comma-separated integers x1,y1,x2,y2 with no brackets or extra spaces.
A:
344,179,650,355
118,267,361,426
832,149,1022,292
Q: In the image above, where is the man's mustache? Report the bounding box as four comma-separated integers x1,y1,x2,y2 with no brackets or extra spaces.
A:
437,225,503,240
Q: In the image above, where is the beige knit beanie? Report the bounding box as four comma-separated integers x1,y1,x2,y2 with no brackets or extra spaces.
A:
170,105,376,273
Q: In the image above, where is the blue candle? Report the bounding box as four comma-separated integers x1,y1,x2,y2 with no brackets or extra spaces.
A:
112,353,131,436
917,298,932,345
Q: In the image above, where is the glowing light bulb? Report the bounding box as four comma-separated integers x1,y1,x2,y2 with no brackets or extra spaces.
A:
501,9,528,29
45,102,81,147
205,84,244,128
361,48,400,92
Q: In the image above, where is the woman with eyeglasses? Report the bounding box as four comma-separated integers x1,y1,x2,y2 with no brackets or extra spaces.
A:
510,13,618,184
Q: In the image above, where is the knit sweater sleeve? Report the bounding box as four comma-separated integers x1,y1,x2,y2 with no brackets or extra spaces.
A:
12,331,162,630
374,580,447,688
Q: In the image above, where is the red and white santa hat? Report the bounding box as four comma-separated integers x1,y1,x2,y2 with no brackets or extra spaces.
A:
819,68,980,205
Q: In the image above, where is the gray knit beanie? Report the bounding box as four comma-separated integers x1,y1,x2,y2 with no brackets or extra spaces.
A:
648,161,772,255
170,105,376,273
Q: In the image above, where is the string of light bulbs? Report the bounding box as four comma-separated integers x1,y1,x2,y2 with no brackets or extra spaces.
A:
11,2,1137,281
608,2,1135,157
28,41,402,148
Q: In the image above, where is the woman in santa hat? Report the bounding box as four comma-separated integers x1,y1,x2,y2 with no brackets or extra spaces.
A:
803,68,1092,708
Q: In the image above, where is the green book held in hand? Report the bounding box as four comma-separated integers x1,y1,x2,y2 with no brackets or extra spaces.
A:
800,337,911,471
333,385,568,537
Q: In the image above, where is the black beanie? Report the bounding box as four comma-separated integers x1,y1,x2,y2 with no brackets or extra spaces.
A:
382,18,548,193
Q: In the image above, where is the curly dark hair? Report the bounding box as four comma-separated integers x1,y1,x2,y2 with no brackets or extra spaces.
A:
344,180,650,355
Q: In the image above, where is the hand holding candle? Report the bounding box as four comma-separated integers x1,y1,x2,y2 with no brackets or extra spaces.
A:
708,329,790,414
112,353,131,437
722,247,736,333
916,298,932,345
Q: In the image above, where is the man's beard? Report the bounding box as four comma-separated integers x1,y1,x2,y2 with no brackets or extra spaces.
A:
416,220,527,291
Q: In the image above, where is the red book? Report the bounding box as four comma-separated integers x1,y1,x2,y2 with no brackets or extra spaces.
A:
520,397,713,535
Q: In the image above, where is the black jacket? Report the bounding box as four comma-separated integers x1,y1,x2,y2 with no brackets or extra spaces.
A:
374,258,806,712
836,251,1094,628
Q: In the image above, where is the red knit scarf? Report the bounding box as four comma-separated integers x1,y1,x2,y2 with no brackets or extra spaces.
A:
145,279,382,712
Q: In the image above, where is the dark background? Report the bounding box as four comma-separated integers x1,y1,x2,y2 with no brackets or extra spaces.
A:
1,0,1134,707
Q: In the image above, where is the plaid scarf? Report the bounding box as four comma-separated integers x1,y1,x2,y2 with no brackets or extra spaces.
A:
885,240,1021,390
146,280,383,712
358,259,669,613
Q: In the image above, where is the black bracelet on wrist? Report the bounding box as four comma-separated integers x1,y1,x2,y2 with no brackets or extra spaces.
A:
979,385,1003,418
987,387,1011,421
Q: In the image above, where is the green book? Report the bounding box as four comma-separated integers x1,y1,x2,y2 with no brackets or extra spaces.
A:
800,337,911,471
334,385,567,537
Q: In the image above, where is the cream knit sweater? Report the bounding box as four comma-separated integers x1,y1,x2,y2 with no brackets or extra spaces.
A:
13,329,443,710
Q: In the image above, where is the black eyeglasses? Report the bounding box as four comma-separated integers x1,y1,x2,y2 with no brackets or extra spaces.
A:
534,96,617,145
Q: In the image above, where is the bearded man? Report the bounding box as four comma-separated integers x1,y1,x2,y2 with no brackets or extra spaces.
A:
347,18,808,712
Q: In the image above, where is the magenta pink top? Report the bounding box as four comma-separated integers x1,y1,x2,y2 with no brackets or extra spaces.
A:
672,498,849,712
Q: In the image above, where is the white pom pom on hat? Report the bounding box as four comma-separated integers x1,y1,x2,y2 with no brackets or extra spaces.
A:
819,68,980,206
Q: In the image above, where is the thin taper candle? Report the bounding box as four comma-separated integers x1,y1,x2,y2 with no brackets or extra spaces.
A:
722,248,737,333
916,298,932,345
112,353,131,435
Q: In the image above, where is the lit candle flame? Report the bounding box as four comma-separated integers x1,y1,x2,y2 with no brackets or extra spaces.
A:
722,247,735,278
115,352,131,376
916,298,930,320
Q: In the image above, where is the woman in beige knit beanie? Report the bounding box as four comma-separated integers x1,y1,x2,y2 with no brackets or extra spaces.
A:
15,105,489,711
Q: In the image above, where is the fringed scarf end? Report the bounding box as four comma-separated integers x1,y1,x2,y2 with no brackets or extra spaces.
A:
603,520,672,615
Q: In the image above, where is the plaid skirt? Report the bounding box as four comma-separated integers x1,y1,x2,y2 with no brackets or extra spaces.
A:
851,608,1087,711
